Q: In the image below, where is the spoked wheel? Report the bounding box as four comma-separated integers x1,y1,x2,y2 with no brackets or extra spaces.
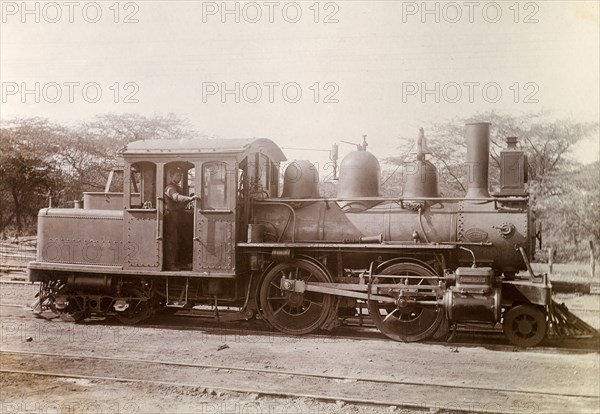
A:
503,304,547,347
368,262,444,342
259,259,333,335
115,287,152,325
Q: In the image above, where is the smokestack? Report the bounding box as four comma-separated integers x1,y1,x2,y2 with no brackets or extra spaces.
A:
465,122,491,199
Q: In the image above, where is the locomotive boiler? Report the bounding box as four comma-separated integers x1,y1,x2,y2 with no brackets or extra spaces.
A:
29,122,592,347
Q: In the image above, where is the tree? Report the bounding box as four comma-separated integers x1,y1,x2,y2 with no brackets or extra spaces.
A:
384,111,599,261
82,113,198,151
0,113,200,237
537,162,600,261
68,113,201,199
385,111,597,196
0,118,64,235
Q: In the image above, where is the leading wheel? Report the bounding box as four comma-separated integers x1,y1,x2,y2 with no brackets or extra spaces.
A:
259,259,333,335
368,262,444,342
503,304,547,347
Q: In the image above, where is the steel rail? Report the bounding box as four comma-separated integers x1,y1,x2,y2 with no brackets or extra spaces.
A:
1,310,598,355
1,302,598,352
0,369,490,414
257,196,527,202
2,350,599,401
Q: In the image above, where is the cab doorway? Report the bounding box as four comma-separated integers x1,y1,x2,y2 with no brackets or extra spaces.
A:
163,162,195,271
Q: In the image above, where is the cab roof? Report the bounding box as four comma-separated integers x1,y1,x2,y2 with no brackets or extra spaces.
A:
120,137,286,162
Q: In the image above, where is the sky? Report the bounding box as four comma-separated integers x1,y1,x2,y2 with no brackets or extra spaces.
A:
1,0,599,170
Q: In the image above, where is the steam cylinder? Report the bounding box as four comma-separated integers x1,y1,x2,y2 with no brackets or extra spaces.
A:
337,150,380,198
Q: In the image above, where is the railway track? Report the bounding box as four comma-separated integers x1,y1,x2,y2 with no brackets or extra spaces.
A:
1,350,598,413
1,302,598,354
2,285,598,412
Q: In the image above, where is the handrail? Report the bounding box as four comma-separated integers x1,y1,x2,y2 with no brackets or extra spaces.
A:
519,246,536,280
156,196,163,240
193,198,200,242
257,196,528,203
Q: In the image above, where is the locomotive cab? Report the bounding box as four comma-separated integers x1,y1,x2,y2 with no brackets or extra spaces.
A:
119,137,285,276
29,137,285,321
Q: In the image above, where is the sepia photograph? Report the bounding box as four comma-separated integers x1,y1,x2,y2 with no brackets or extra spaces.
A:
1,1,599,413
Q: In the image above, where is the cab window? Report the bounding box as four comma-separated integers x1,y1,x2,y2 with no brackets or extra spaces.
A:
202,162,228,210
130,162,156,208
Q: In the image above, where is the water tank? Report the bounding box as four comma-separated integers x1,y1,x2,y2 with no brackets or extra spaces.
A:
281,160,319,198
402,160,439,198
337,150,380,198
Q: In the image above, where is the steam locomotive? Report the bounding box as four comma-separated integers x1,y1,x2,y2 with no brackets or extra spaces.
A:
29,122,583,347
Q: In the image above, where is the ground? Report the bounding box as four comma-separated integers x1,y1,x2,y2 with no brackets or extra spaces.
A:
0,283,599,414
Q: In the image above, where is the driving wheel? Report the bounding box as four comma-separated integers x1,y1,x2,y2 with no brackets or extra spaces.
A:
368,262,444,342
259,259,333,335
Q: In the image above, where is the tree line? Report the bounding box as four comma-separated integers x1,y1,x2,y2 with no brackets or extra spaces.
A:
1,111,598,261
381,111,599,262
0,113,197,237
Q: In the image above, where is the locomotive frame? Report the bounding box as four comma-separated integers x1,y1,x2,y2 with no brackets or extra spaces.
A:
29,123,591,347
